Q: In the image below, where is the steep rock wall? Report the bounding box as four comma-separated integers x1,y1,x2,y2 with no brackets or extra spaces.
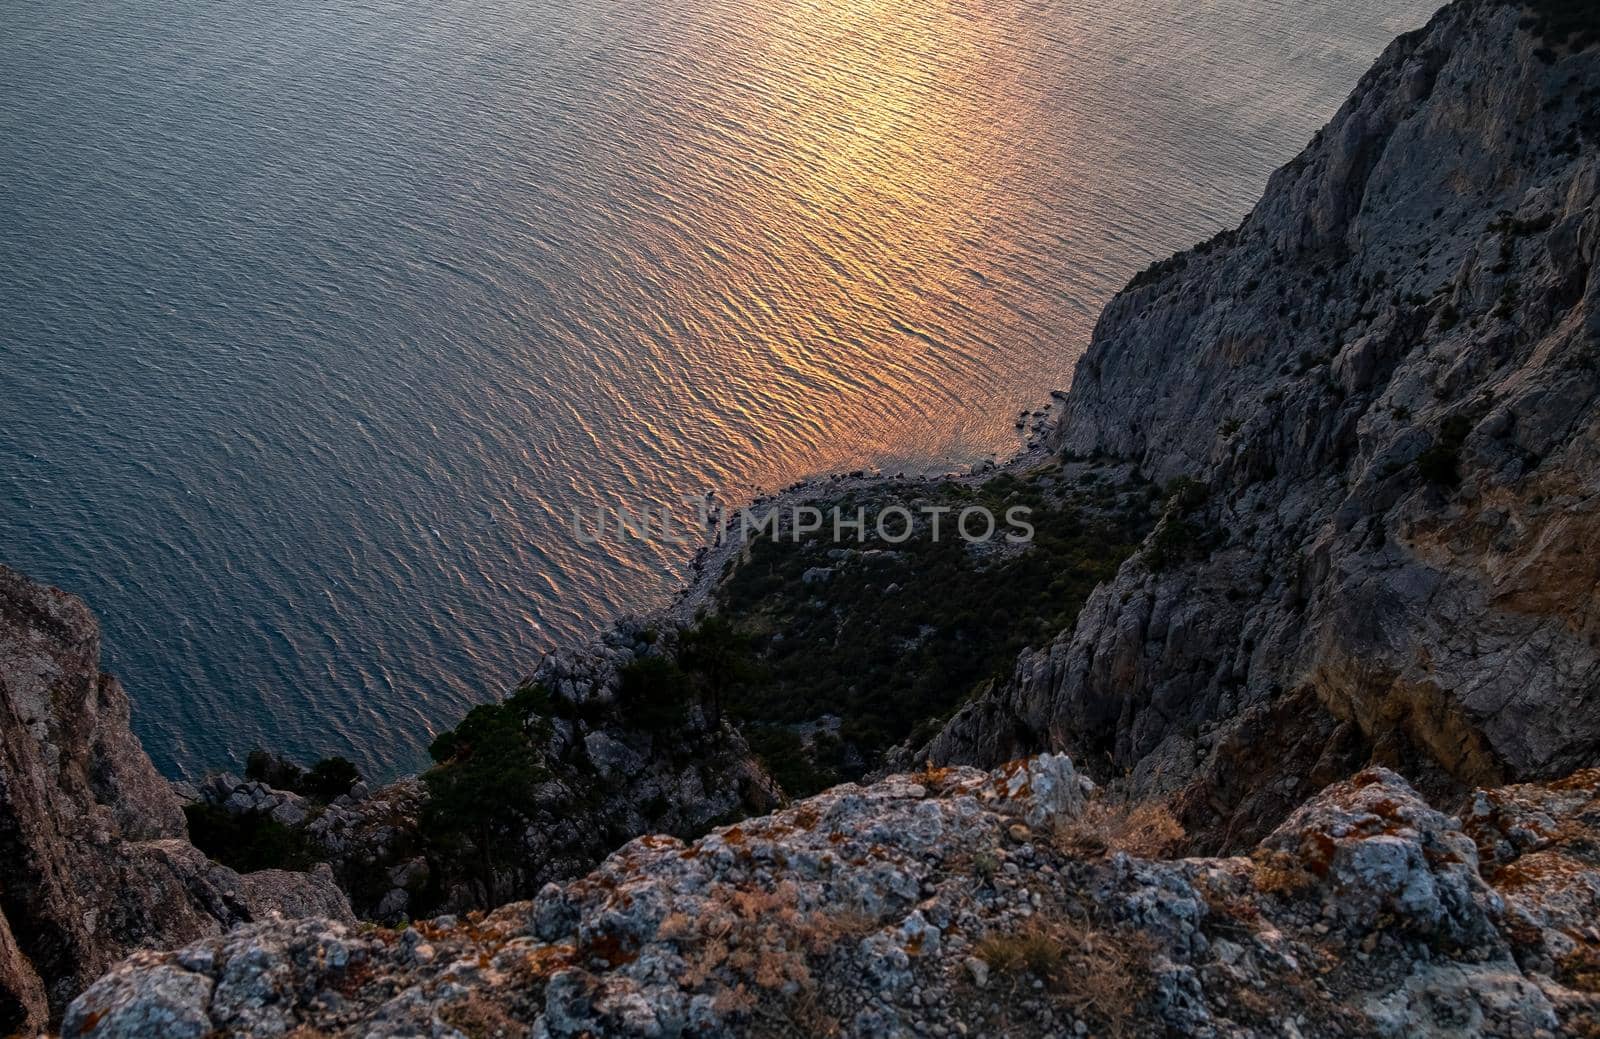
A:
926,0,1600,848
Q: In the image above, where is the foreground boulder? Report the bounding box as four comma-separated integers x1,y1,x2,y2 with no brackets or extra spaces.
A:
0,565,350,1031
65,755,1600,1037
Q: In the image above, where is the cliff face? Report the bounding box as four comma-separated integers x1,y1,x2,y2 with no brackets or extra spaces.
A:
925,0,1600,847
0,565,350,1031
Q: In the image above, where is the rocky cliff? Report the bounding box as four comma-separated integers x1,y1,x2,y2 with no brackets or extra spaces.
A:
923,0,1600,849
20,1,1600,1034
0,565,350,1031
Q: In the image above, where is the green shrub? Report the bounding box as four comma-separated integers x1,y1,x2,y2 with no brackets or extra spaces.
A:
302,756,361,801
183,803,317,873
618,656,695,732
421,685,554,886
1163,477,1209,512
677,615,760,730
1146,517,1207,572
715,472,1152,794
1145,478,1213,571
745,724,841,796
244,749,362,804
244,749,303,790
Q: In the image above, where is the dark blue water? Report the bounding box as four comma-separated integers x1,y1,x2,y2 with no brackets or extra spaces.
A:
0,0,1439,778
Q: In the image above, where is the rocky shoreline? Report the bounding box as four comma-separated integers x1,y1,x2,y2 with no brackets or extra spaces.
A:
663,398,1071,632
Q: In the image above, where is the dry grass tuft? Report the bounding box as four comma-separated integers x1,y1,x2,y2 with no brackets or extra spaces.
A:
1054,799,1186,859
972,916,1155,1038
1250,848,1319,898
911,761,958,794
438,992,525,1038
750,988,844,1038
975,923,1065,976
1558,944,1600,994
660,879,881,1026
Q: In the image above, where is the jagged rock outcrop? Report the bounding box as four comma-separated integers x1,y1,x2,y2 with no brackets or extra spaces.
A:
188,620,782,923
0,565,350,1031
924,0,1600,848
523,620,784,852
64,754,1600,1037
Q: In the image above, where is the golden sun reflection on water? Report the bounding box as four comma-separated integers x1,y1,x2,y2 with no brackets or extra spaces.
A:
612,0,1039,491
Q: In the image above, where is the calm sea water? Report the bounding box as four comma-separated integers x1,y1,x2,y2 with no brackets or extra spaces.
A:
0,0,1439,779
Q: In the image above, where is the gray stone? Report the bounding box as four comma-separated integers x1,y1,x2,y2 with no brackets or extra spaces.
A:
62,960,213,1039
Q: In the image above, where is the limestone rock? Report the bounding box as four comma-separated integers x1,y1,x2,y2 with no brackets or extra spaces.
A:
64,757,1600,1038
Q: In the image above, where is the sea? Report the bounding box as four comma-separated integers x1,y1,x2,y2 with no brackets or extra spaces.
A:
0,0,1441,777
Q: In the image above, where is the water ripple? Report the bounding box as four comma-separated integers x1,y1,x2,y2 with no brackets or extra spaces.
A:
0,0,1440,778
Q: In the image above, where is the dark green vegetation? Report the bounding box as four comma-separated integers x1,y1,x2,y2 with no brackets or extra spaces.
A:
716,465,1156,794
1520,0,1600,50
613,619,757,735
302,757,362,801
676,615,759,730
183,804,318,873
244,749,363,801
1145,478,1214,572
422,682,554,890
1124,227,1239,296
184,749,363,874
190,643,766,915
416,642,761,899
616,656,697,733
